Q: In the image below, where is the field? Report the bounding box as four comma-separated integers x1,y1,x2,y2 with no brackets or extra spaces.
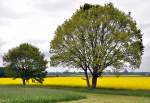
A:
0,86,150,103
1,76,150,103
0,86,85,103
0,76,150,90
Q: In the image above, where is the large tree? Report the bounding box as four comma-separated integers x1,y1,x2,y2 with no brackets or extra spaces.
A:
50,3,144,88
3,43,47,85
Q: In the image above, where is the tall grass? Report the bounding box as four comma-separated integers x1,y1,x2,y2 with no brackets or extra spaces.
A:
0,86,85,103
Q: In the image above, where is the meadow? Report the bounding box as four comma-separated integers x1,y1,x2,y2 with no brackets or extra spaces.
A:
1,76,150,103
0,85,85,103
0,76,150,90
0,85,150,103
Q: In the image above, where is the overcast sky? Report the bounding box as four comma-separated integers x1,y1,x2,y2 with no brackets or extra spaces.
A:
0,0,150,72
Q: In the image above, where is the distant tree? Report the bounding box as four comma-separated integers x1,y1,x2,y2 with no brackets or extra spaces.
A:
123,69,129,74
3,43,47,85
63,70,69,74
0,67,5,77
50,3,144,88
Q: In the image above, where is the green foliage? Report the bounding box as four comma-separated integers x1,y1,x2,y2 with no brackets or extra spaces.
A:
0,67,5,77
50,3,144,88
3,43,47,85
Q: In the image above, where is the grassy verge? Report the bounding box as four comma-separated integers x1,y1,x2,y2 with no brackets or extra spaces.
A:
46,86,150,97
0,85,85,103
52,86,150,103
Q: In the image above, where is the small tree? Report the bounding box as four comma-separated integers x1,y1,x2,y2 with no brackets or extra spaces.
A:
3,43,47,85
50,3,144,88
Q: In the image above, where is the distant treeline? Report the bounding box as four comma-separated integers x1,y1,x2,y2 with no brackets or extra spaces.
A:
1,67,150,77
47,71,150,77
0,67,5,77
0,67,13,77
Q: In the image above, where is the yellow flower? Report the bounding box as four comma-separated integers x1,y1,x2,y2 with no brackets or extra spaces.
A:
0,76,150,90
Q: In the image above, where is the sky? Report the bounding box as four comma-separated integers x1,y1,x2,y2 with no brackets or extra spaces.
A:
0,0,150,72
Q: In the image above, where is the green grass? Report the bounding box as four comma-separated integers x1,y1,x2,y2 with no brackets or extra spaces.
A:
47,86,150,103
0,85,85,103
53,86,150,97
0,85,150,103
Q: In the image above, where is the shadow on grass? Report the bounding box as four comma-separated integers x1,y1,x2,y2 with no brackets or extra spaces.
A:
1,84,150,98
43,85,150,98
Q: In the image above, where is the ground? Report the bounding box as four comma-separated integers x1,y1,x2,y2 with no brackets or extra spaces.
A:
0,85,85,103
58,87,150,103
60,93,150,103
0,85,150,103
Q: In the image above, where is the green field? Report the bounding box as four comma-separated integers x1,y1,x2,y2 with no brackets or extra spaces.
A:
0,86,85,103
0,86,150,103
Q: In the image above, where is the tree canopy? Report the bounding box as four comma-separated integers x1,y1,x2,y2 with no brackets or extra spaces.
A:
3,43,47,85
50,3,144,88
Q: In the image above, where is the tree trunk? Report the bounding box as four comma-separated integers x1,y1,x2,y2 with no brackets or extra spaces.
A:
22,78,26,86
84,71,90,88
92,76,98,89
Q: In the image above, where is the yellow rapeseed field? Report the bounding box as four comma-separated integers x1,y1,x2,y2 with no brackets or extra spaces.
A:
0,76,150,90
